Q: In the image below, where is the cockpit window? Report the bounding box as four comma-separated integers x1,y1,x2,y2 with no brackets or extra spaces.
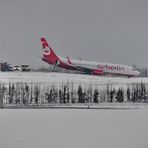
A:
132,68,136,71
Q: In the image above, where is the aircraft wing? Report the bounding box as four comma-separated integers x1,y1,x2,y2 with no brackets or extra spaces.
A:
66,56,103,75
76,65,92,73
76,65,103,75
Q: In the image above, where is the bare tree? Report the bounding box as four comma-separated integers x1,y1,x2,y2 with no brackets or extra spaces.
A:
77,85,85,103
93,88,99,103
34,85,40,105
0,84,6,108
109,88,116,102
116,88,124,102
126,87,131,102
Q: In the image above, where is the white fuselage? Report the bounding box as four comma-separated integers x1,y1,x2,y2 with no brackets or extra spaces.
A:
60,57,140,77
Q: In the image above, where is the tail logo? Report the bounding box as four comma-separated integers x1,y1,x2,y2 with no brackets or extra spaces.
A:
41,38,50,55
43,46,50,55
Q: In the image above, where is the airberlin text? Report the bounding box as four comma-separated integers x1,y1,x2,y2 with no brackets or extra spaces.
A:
97,64,125,71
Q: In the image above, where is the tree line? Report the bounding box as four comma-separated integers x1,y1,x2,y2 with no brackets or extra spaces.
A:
0,82,148,108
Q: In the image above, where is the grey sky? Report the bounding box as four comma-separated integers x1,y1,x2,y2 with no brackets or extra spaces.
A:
0,0,148,68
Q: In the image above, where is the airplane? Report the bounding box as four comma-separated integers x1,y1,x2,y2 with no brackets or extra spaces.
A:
40,38,140,77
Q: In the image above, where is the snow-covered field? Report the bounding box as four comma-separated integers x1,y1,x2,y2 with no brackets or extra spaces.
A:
0,71,148,89
0,109,148,148
0,72,148,148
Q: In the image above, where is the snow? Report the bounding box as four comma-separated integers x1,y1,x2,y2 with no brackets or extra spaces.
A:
0,72,148,89
0,109,148,148
0,72,148,148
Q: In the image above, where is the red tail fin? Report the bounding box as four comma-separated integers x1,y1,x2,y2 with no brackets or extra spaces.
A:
40,38,59,64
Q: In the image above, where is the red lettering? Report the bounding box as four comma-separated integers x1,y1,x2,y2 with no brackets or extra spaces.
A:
97,64,124,71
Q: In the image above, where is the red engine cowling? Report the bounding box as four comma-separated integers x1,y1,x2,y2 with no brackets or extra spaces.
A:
92,69,103,76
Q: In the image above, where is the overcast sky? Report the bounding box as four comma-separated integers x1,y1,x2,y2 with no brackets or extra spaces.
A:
0,0,148,68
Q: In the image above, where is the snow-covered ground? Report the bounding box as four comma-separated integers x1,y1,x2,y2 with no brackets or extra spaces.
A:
0,109,148,148
0,72,148,89
0,72,148,148
1,72,148,105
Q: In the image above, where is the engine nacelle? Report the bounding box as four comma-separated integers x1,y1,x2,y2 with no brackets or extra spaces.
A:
92,69,103,76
